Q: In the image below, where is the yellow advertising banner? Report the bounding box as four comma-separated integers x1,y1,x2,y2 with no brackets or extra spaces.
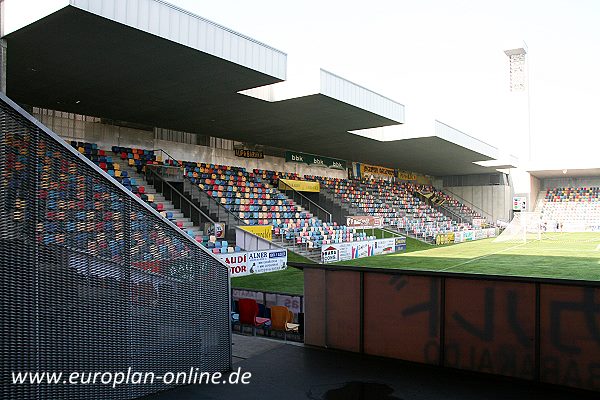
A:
435,232,455,245
361,163,395,177
279,179,320,192
397,170,418,181
240,225,273,241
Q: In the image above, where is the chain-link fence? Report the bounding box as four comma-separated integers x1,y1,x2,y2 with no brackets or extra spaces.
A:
0,94,231,399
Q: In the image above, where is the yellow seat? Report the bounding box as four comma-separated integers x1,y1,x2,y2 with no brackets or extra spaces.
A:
269,305,299,341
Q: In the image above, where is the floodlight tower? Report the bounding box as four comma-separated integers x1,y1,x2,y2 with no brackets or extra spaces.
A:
504,45,531,162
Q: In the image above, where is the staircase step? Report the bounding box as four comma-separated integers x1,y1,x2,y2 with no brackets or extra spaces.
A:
175,220,195,228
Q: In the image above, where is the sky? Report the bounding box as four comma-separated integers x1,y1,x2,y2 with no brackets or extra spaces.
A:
5,0,600,169
169,0,600,169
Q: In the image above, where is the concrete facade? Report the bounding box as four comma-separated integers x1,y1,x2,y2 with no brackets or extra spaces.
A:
33,108,347,179
443,184,512,223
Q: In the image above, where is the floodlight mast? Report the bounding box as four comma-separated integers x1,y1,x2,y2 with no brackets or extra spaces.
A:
505,44,531,162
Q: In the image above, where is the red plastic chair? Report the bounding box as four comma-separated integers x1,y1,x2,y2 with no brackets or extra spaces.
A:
238,298,271,336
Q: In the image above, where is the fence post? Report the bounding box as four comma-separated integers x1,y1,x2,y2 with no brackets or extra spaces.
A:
439,276,446,367
535,282,541,382
359,271,364,354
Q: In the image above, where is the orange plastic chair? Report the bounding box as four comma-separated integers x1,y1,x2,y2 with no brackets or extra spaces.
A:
270,305,299,340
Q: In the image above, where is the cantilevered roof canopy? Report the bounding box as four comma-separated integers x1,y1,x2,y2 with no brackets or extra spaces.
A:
3,0,513,176
529,168,600,179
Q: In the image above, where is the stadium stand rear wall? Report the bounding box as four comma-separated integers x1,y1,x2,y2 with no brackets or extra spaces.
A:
542,176,600,189
438,183,511,223
33,108,347,180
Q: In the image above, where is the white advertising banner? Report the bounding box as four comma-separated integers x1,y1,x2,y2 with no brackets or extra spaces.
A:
217,249,287,277
321,237,405,264
373,238,396,256
454,228,497,243
346,215,384,229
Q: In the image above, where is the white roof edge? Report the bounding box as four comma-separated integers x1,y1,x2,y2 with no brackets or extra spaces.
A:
64,0,287,80
319,69,405,123
434,120,501,161
78,0,288,56
238,69,406,125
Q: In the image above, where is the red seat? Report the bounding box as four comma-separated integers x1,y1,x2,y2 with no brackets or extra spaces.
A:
156,203,164,211
238,298,271,335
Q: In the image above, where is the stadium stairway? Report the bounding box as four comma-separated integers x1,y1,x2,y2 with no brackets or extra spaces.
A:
182,178,245,241
413,190,469,226
119,163,204,238
183,175,324,263
319,186,358,225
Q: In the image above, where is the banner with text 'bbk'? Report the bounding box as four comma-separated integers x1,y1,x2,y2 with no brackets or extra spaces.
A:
285,151,346,170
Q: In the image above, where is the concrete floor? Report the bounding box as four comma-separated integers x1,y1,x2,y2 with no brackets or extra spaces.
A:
142,334,597,400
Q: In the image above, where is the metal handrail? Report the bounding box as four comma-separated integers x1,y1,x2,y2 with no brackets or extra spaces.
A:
278,179,332,223
152,148,183,167
441,188,491,221
146,166,215,224
183,178,248,227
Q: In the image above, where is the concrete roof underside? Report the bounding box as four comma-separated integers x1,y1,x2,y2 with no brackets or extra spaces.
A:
4,3,506,176
529,168,600,179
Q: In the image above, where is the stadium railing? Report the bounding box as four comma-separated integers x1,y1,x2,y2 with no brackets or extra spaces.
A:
278,179,333,224
0,93,231,400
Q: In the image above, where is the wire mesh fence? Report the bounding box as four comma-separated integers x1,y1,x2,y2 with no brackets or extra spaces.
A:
0,95,230,399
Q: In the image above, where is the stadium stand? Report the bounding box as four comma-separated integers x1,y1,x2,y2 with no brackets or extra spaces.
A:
538,187,600,231
68,141,483,247
68,142,374,259
70,141,239,252
315,177,473,242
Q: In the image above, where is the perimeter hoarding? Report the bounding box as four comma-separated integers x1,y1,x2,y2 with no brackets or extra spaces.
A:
453,228,496,243
217,249,287,277
240,225,273,241
321,237,404,263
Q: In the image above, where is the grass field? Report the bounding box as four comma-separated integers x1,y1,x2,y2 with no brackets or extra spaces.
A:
231,232,600,295
230,250,315,295
230,236,429,295
340,232,600,280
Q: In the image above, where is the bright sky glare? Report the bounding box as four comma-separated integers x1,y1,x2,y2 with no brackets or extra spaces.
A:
5,0,600,169
170,0,600,169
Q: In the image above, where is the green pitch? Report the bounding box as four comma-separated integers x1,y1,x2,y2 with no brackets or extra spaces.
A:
231,233,600,295
340,232,600,281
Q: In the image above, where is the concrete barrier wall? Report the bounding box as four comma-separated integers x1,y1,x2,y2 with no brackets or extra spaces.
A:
301,265,600,392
